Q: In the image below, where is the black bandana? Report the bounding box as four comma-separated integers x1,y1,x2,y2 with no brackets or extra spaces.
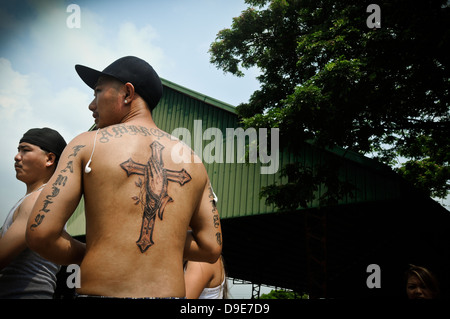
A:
19,128,67,160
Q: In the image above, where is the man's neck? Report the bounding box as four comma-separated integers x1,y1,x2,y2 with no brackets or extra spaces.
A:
26,179,48,195
120,99,155,125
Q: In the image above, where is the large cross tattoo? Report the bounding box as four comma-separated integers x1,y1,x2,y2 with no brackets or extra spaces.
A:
120,140,192,253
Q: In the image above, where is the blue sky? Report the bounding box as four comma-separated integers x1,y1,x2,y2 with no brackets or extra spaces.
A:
0,0,261,224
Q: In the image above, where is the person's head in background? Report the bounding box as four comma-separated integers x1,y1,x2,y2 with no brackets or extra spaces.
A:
405,264,440,299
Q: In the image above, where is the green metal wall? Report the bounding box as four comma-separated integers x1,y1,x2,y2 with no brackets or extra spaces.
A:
67,78,403,236
153,80,281,219
154,79,402,219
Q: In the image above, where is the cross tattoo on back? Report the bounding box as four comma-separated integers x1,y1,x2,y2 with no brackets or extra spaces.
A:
120,140,192,253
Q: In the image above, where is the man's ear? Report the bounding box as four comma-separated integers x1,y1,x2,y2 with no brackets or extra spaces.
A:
124,82,136,104
46,152,57,168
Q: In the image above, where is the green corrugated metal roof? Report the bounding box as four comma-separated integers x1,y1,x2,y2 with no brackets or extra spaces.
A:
67,78,403,236
161,79,236,114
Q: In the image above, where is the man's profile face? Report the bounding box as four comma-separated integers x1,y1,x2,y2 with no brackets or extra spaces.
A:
89,76,125,128
14,142,49,184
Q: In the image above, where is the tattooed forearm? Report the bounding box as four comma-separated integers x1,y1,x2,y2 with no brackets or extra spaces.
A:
121,141,192,253
30,145,85,230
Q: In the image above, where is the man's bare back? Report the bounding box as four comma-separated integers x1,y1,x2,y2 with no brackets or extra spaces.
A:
26,57,222,298
75,123,214,297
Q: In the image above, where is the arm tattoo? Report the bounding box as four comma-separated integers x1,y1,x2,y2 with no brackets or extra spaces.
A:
208,186,218,214
120,141,192,253
216,232,222,246
208,186,221,243
30,145,85,230
68,145,86,157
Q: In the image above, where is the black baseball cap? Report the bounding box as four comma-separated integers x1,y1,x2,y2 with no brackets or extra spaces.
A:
75,56,163,110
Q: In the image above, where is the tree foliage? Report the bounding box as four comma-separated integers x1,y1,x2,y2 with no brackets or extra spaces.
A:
259,289,309,299
210,0,450,206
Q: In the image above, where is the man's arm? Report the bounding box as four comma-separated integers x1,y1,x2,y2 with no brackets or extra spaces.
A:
184,179,222,263
25,136,87,265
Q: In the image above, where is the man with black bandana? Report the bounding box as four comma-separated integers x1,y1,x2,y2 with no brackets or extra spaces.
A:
0,127,67,298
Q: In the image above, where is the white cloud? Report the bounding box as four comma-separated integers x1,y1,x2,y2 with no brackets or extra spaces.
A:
0,57,92,138
26,3,113,74
0,2,173,221
0,58,33,120
116,22,168,69
0,57,93,222
21,3,172,83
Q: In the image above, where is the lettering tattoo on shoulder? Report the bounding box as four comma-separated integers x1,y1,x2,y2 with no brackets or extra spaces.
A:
68,145,86,157
30,145,85,230
120,140,192,253
99,124,175,143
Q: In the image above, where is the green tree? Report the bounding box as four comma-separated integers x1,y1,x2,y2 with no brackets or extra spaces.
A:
259,289,308,299
210,0,450,208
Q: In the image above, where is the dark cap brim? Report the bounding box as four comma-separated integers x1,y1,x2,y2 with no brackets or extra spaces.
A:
75,56,163,110
75,64,104,90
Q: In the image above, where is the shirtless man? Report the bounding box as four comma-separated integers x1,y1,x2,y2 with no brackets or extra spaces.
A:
26,56,222,298
0,127,66,298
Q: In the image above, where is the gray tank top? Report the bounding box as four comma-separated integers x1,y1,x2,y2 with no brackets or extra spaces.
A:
0,195,60,299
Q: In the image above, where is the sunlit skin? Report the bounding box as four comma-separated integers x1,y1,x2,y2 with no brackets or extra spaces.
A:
88,76,128,129
14,143,54,193
1,140,57,271
406,274,433,299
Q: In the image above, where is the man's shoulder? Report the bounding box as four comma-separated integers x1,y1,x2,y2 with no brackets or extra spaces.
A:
99,124,173,141
68,130,96,146
14,191,41,221
61,131,96,158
